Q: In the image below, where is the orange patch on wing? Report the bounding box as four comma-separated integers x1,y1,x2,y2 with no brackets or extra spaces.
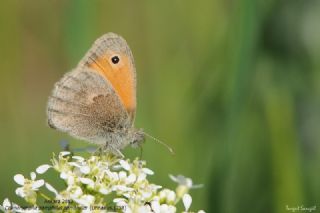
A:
88,55,136,117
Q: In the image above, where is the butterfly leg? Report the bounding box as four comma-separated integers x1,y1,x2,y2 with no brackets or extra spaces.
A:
114,148,124,158
92,146,103,156
104,141,124,158
107,146,124,158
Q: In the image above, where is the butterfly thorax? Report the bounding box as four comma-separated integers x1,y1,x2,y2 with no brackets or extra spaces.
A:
103,127,145,153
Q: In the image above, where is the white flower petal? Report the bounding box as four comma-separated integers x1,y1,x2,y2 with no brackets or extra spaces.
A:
191,183,204,189
13,174,25,185
2,198,11,209
198,210,206,213
141,191,152,199
106,170,119,181
15,187,25,197
59,151,71,157
167,205,176,213
99,187,110,195
72,156,84,161
169,174,202,189
124,207,132,213
60,172,68,180
80,165,90,174
159,190,167,200
80,178,94,188
74,195,94,206
84,194,95,204
73,198,87,206
185,178,193,188
169,174,179,183
45,183,58,196
11,202,22,212
32,179,45,190
170,174,189,185
160,204,169,212
113,198,126,203
113,185,133,192
119,160,131,171
70,186,83,198
114,199,129,212
30,172,36,180
67,175,75,185
142,168,154,175
36,164,52,174
137,173,146,182
68,162,81,168
167,190,176,203
126,174,136,184
151,200,160,213
138,205,151,213
123,193,132,199
119,171,127,179
112,165,122,170
183,193,192,211
80,177,93,184
151,184,162,190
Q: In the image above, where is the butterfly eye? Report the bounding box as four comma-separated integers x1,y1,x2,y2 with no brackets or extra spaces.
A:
111,56,120,64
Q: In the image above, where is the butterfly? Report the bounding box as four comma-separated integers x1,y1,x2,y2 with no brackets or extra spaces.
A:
47,33,145,156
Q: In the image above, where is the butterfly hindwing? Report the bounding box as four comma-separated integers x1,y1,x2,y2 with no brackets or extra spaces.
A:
47,68,131,145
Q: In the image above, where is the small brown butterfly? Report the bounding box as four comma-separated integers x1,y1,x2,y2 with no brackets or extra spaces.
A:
47,33,145,156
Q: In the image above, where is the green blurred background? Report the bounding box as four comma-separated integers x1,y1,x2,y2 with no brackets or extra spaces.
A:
1,0,320,212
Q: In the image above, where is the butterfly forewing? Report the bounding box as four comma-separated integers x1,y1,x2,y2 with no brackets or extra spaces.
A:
47,68,131,145
78,33,137,122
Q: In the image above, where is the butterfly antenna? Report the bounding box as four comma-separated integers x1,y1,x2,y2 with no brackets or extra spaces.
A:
144,132,175,155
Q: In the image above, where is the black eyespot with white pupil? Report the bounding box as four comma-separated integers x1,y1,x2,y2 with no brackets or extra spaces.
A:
111,56,120,64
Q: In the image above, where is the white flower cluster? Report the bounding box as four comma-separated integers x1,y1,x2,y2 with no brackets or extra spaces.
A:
0,151,205,213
